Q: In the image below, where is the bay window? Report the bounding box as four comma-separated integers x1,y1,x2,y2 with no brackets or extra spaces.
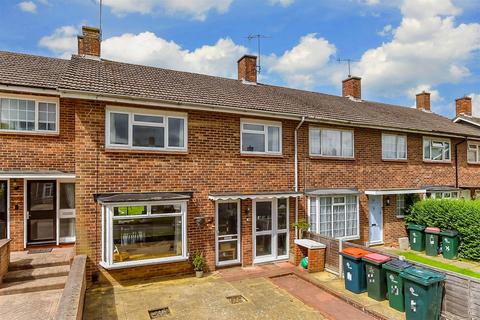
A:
382,133,407,160
310,127,354,158
0,97,58,133
101,201,187,268
308,195,359,239
423,137,450,161
241,119,281,154
107,107,187,151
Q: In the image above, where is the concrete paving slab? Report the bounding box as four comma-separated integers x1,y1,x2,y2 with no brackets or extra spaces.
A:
0,289,62,320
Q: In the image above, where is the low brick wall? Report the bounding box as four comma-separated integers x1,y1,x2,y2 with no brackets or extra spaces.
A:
55,255,87,320
0,239,10,283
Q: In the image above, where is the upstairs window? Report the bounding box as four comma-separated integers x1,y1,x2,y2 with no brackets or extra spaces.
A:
382,133,407,160
468,142,480,163
0,97,58,133
241,120,281,154
107,107,187,151
310,127,354,158
423,137,450,162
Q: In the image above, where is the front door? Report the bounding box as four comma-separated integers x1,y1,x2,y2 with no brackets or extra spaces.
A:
216,201,241,266
27,180,56,244
0,181,7,239
253,198,289,263
368,195,383,245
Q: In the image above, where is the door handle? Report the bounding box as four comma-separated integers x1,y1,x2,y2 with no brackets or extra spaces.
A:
371,223,377,227
27,211,30,219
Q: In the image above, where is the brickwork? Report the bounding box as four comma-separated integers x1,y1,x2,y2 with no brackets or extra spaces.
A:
342,77,361,99
382,195,408,246
456,97,472,116
416,92,431,111
0,239,10,283
237,55,257,83
9,180,25,251
77,26,101,57
293,243,325,272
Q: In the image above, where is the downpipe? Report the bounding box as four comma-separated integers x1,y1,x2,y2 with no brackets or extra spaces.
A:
294,116,306,239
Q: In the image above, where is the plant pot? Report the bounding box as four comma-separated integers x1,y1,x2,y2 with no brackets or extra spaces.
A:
195,270,204,278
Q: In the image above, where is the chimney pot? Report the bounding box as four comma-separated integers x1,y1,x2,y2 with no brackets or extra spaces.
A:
342,76,362,100
416,91,431,111
456,96,472,117
78,26,101,57
237,55,257,83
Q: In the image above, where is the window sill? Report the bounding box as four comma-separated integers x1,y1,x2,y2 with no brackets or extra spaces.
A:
396,215,405,219
100,255,189,270
382,158,408,163
105,147,188,155
0,130,59,136
423,160,452,164
467,162,480,166
240,152,283,158
309,155,355,161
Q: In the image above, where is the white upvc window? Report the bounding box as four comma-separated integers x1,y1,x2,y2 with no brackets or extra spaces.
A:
423,137,451,162
308,195,359,240
0,96,59,133
396,194,406,218
382,133,407,160
101,200,188,269
427,191,459,199
309,127,354,158
468,142,480,164
240,119,282,155
106,106,187,151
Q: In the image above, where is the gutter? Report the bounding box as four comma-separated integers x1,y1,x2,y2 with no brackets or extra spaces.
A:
455,138,467,188
294,117,306,239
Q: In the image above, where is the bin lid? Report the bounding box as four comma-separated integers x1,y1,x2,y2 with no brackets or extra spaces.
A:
383,259,413,272
440,229,458,237
407,224,425,231
425,227,441,234
341,247,370,258
400,266,446,286
363,253,391,264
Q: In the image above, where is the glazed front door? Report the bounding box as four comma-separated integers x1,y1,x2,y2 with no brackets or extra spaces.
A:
216,201,241,266
27,180,56,243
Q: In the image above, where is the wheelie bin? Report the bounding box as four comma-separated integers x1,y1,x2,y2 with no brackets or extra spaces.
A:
340,247,370,294
407,224,425,252
440,230,459,260
400,266,446,320
383,259,413,312
362,253,391,301
425,227,441,256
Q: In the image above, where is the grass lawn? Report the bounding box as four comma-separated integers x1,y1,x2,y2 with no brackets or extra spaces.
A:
395,251,480,279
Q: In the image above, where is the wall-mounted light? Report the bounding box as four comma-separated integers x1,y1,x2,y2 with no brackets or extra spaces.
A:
11,179,20,190
194,216,205,227
385,196,391,206
245,206,250,218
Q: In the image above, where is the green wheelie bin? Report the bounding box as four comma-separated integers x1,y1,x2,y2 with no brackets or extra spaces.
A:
383,259,413,312
362,253,391,301
400,267,446,320
425,227,441,256
440,230,459,260
340,247,370,294
407,224,425,252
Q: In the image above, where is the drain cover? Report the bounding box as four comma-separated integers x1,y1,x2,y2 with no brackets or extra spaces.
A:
226,295,247,304
148,307,170,319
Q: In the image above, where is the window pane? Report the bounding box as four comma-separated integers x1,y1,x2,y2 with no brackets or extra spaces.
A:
277,198,287,230
424,139,431,159
0,98,35,131
341,131,353,157
319,197,332,236
444,142,450,160
431,142,443,160
256,201,272,231
134,114,163,123
333,204,346,238
151,204,182,214
397,136,407,159
256,234,272,257
310,128,321,154
382,134,397,159
346,196,357,237
133,125,165,148
322,129,341,156
468,145,478,162
242,132,265,152
309,197,317,232
110,113,129,145
112,216,183,263
218,202,238,236
113,206,147,216
243,123,264,131
59,183,75,210
38,103,56,131
168,118,185,148
277,233,287,256
267,126,280,152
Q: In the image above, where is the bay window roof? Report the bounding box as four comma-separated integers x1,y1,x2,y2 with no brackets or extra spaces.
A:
94,192,193,204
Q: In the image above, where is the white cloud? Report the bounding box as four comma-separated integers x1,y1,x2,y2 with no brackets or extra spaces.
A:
377,24,393,36
406,84,441,103
470,93,480,117
269,0,294,7
266,33,336,89
101,0,233,21
38,26,78,58
18,1,37,13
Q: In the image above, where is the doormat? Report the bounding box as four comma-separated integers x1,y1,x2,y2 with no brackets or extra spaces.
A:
28,248,53,254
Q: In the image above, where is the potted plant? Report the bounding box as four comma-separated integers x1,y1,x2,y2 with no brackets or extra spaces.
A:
192,251,205,278
293,219,310,239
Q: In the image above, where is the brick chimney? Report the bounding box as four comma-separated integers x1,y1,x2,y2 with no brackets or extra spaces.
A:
416,91,431,111
78,26,101,57
342,76,361,100
237,55,257,83
456,96,472,117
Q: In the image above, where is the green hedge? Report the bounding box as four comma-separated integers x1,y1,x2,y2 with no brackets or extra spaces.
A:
406,199,480,261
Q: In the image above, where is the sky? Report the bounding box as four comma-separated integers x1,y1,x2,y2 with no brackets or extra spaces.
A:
0,0,479,118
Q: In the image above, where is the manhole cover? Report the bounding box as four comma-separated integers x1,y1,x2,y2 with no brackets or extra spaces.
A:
148,307,170,319
226,295,247,304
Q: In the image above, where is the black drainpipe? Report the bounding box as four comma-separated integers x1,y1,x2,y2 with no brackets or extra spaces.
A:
455,138,467,188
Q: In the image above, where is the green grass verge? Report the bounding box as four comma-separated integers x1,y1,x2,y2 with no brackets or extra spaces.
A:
395,251,480,279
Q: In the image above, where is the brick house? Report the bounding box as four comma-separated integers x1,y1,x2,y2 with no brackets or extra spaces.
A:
1,26,480,282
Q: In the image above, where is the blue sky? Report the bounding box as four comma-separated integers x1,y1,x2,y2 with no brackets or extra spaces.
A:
1,0,479,117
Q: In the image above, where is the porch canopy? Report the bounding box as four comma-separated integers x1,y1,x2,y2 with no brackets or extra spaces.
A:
365,188,426,195
305,188,359,196
94,191,193,204
208,191,302,201
423,185,461,192
0,170,75,179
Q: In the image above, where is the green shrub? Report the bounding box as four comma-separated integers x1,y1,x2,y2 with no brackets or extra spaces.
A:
406,199,480,261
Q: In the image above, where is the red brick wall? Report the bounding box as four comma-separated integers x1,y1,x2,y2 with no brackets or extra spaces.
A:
383,195,408,246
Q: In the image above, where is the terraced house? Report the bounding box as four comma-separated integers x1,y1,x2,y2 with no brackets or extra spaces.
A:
1,26,480,282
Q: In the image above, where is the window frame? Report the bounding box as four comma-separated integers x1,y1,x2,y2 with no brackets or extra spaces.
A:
307,195,360,241
382,133,407,160
240,118,282,155
100,200,188,269
427,191,459,199
467,142,480,164
423,137,451,162
309,127,355,159
105,106,188,152
396,194,406,218
0,94,59,134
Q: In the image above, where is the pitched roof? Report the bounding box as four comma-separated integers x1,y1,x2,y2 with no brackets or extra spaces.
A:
454,115,480,128
0,51,69,90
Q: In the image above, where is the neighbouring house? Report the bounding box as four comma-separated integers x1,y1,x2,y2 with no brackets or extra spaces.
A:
1,26,480,282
